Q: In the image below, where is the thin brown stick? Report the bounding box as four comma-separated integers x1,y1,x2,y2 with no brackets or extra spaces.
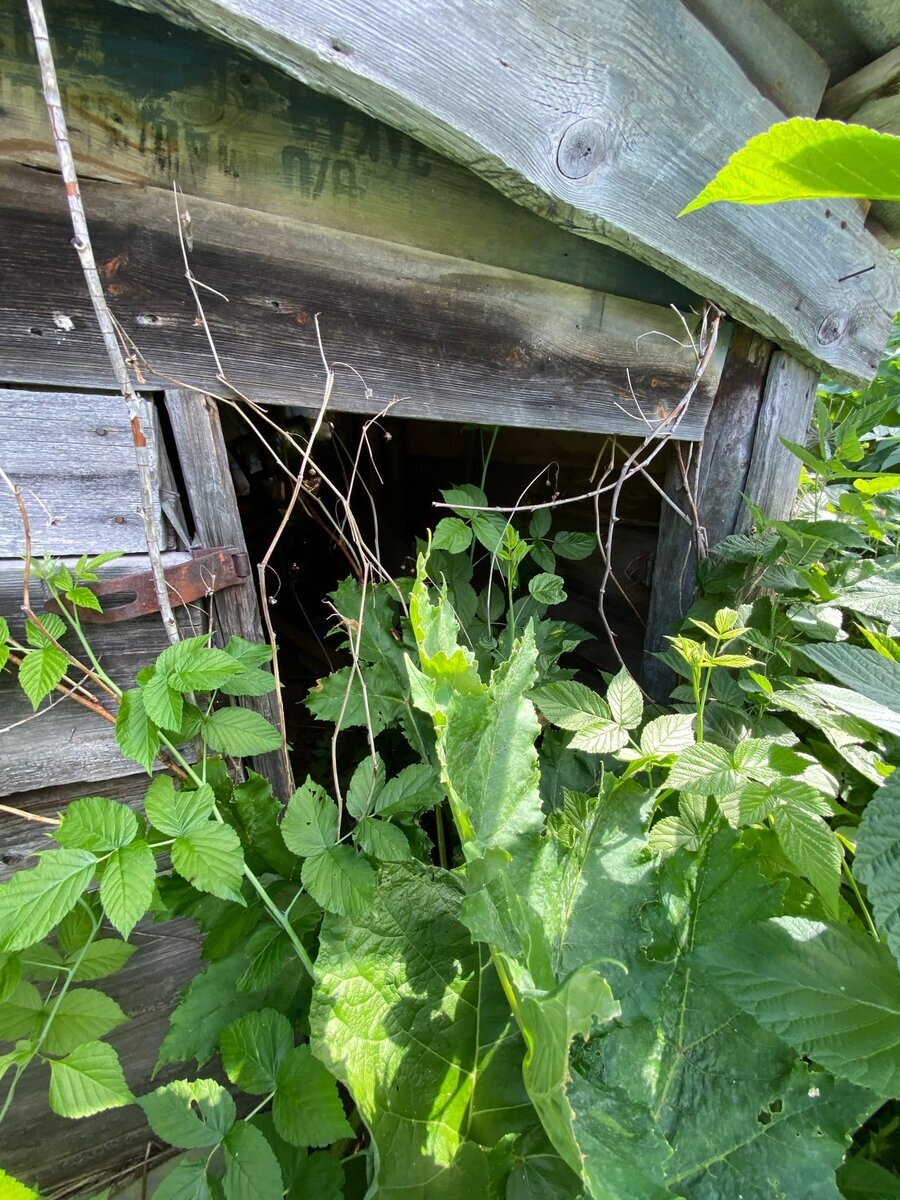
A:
26,0,179,647
0,802,59,826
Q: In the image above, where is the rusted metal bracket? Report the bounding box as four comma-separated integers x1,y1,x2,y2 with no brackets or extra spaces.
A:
46,547,250,624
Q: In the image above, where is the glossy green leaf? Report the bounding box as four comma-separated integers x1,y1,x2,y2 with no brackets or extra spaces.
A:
18,644,67,710
683,118,900,213
48,1040,133,1118
698,917,900,1096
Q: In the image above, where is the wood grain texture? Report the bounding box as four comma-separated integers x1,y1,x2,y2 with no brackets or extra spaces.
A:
0,389,168,557
642,328,774,699
0,0,689,312
0,553,197,797
0,162,729,440
772,0,898,81
164,389,291,799
685,0,829,116
737,351,820,531
110,0,900,382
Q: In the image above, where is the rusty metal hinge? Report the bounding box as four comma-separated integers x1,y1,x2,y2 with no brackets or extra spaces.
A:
46,547,250,624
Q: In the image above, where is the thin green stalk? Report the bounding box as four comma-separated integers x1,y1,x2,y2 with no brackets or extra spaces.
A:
841,855,880,941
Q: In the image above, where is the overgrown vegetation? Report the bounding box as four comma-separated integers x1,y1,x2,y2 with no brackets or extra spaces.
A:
1,323,900,1198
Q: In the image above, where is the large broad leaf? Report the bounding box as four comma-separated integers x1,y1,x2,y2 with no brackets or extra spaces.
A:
48,1040,133,1118
698,917,900,1097
220,1009,293,1095
799,642,900,715
0,849,96,953
682,118,900,213
271,1045,354,1148
856,774,900,966
140,1078,236,1148
310,862,545,1199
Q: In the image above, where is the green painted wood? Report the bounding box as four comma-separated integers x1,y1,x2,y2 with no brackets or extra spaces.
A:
0,0,688,309
109,0,900,383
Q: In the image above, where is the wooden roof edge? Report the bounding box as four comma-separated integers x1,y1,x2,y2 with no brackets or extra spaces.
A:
112,0,900,384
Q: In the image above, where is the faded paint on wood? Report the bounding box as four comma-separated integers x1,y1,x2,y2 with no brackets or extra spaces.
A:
164,389,292,799
111,0,900,382
0,553,196,797
0,162,730,440
0,0,689,311
642,328,774,699
0,389,169,557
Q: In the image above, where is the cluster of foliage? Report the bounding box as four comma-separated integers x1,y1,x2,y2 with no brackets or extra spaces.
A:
3,335,900,1197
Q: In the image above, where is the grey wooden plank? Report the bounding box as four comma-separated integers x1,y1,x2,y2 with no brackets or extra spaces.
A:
737,351,820,531
0,390,167,557
0,0,692,312
768,0,895,82
164,390,292,799
0,553,197,796
0,920,203,1194
685,0,829,116
0,162,729,440
110,0,900,383
642,327,774,699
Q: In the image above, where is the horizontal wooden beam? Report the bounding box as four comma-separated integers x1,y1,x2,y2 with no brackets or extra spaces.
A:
109,0,900,383
0,0,689,310
0,162,729,438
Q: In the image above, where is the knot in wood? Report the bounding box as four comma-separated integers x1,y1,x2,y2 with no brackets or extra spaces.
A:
816,312,847,346
557,119,606,180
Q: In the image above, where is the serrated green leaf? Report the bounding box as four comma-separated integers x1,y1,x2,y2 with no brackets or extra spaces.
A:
48,1040,133,1117
281,779,337,856
65,585,103,612
682,118,900,213
155,637,244,692
639,713,695,757
0,849,96,953
220,1009,293,1095
149,1158,211,1200
800,641,900,714
142,669,185,732
272,1044,353,1147
18,644,68,710
0,954,22,1004
201,708,283,756
25,613,66,647
54,795,138,852
223,1121,283,1200
0,979,43,1042
354,816,411,862
528,572,567,606
552,531,595,560
773,806,841,916
604,668,642,729
374,763,443,818
231,772,299,878
648,796,709,855
223,637,272,668
855,774,900,967
529,509,552,540
145,777,215,838
569,719,630,755
666,741,738,797
698,917,900,1096
0,1169,40,1200
345,754,385,820
41,987,127,1056
432,517,472,554
305,663,402,735
141,1078,236,1148
69,938,138,982
172,824,245,904
301,846,374,917
100,840,156,939
531,681,610,731
115,688,160,774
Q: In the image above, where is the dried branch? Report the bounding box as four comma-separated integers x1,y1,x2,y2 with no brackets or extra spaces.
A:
26,0,179,646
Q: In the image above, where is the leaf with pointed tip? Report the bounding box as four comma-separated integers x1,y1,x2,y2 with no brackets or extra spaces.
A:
141,1078,236,1148
281,780,337,857
0,849,96,953
100,840,156,939
41,987,127,1056
773,806,841,916
220,1009,293,1095
272,1044,354,1147
301,846,374,917
54,796,137,852
222,1121,283,1200
48,1041,133,1118
115,689,160,774
201,708,283,756
172,825,245,904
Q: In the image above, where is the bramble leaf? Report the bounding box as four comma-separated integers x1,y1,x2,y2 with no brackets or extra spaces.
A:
222,1121,283,1200
18,644,67,710
54,796,138,852
41,987,128,1056
301,847,374,917
48,1040,133,1117
115,689,160,774
0,849,96,953
201,708,283,756
856,774,900,966
272,1044,354,1147
141,1078,236,1148
172,825,245,904
220,1009,293,1095
100,839,156,939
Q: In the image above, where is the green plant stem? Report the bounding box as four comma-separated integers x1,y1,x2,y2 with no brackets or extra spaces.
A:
434,800,448,870
841,855,880,940
244,1090,277,1122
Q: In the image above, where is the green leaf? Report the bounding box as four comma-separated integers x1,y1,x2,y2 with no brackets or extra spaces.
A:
528,572,567,606
41,987,128,1056
273,1044,354,1147
666,741,738,797
220,1009,293,1095
682,118,900,214
0,1169,40,1200
222,1121,283,1200
222,637,272,668
54,795,138,852
145,776,215,838
345,754,385,819
201,708,283,756
281,779,337,856
531,680,610,731
354,816,411,861
301,846,374,917
0,848,96,952
48,1040,133,1117
25,613,66,646
149,1159,211,1200
432,517,473,553
800,642,900,715
856,775,900,966
568,719,630,755
552,531,595,560
141,1078,236,1148
374,764,443,818
66,585,103,612
172,824,245,903
100,839,156,939
18,644,67,709
529,510,552,540
604,668,642,729
0,980,43,1042
639,713,695,757
772,806,841,916
115,688,160,774
648,796,709,855
231,772,300,878
698,917,900,1096
69,938,138,982
156,636,244,692
142,669,185,732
